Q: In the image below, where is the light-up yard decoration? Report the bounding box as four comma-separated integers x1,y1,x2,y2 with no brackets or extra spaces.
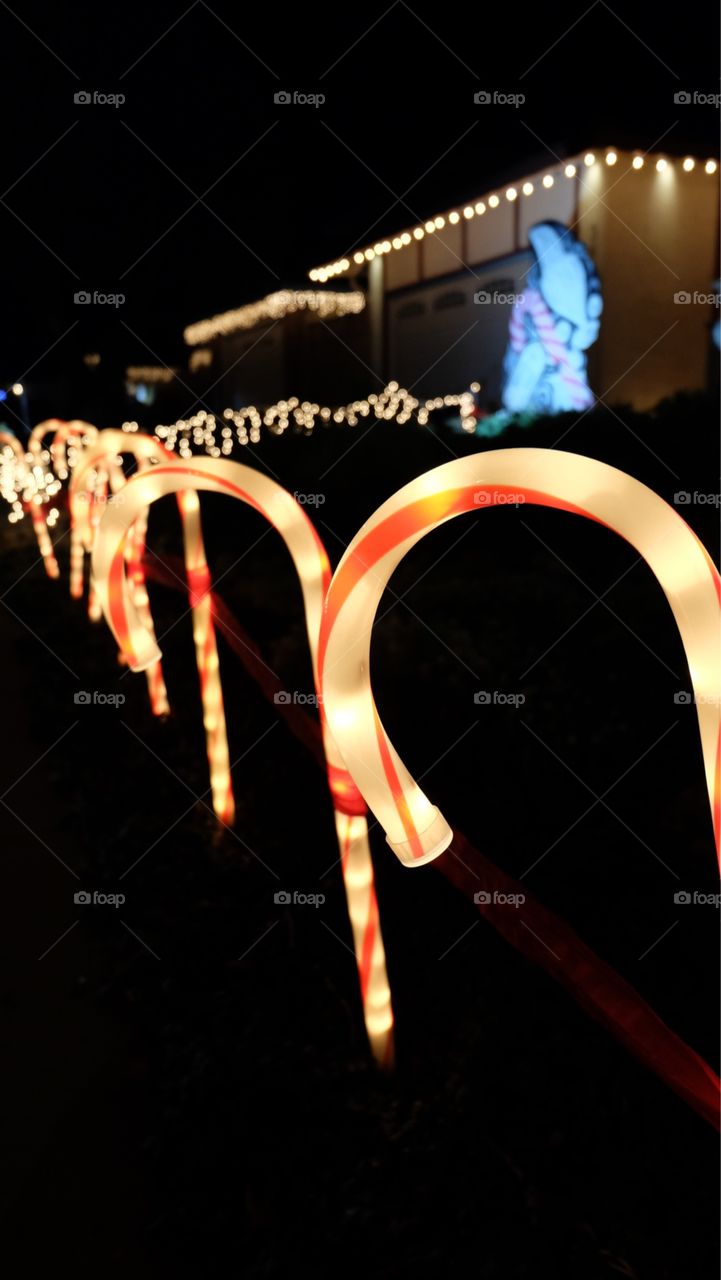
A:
26,419,99,577
319,449,720,870
70,431,171,718
90,457,394,1065
501,221,603,415
71,435,234,826
0,430,30,525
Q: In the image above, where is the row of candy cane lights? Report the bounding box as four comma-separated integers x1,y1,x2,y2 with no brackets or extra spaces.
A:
18,425,721,1068
33,424,393,1066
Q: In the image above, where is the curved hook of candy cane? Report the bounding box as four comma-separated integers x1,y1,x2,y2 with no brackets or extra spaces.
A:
70,429,168,569
319,449,721,871
29,419,98,478
91,457,394,1064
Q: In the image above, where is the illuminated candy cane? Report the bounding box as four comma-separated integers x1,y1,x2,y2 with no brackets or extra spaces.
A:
319,449,721,871
91,457,394,1064
26,419,99,577
73,434,234,812
70,433,170,720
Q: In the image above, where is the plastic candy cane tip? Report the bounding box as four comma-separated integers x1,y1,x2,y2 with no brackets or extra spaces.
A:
387,808,453,866
126,643,163,674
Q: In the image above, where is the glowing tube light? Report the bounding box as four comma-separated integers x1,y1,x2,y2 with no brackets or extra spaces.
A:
319,450,721,870
70,432,172,721
27,420,96,577
91,457,394,1065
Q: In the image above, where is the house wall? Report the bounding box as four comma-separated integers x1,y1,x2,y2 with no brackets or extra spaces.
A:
576,160,719,408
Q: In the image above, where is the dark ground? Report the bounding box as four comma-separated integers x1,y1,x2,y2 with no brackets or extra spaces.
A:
1,394,719,1277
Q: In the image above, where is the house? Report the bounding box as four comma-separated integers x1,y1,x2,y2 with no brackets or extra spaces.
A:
182,148,719,414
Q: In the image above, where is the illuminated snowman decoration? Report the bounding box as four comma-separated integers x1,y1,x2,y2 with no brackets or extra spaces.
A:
501,220,602,414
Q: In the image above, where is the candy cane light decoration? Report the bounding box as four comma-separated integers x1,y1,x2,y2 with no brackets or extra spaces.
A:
319,449,721,870
71,431,173,718
71,435,233,816
91,457,394,1064
26,419,99,577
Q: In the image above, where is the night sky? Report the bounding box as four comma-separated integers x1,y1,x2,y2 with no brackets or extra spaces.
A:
1,0,718,391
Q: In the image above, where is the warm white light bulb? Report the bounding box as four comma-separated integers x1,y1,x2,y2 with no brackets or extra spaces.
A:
632,155,644,170
542,174,553,188
564,163,576,178
605,150,617,165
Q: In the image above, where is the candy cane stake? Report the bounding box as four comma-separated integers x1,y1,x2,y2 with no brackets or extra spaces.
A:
91,457,394,1064
319,449,721,870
